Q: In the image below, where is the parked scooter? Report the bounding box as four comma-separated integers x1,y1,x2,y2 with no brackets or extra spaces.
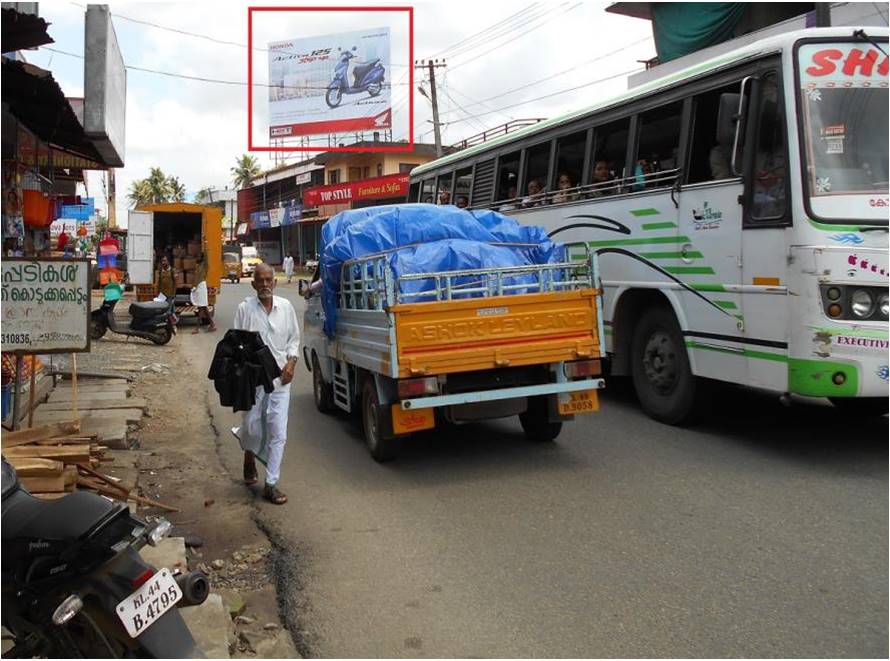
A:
325,47,385,108
91,297,177,345
1,457,209,658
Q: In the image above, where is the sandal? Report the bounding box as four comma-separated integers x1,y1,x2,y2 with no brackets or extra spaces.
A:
243,453,258,486
262,484,288,505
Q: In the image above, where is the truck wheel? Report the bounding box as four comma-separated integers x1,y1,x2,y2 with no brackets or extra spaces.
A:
630,306,704,425
362,380,397,462
519,396,562,442
312,355,335,414
90,315,107,340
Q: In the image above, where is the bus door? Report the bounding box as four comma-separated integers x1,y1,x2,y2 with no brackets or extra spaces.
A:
739,69,792,391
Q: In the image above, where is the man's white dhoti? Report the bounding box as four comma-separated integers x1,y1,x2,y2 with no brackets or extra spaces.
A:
233,386,290,486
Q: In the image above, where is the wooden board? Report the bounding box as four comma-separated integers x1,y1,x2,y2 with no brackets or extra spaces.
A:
6,457,63,477
37,398,146,412
1,422,80,447
3,444,92,464
48,390,128,403
35,409,144,424
20,475,66,493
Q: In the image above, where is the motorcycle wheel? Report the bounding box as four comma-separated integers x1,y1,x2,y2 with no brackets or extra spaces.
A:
152,326,173,345
90,315,108,340
325,87,342,108
367,82,382,97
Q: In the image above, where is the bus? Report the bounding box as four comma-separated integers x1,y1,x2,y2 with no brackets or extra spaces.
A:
408,26,889,424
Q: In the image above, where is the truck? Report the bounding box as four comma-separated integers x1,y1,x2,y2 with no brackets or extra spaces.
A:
300,205,606,462
127,203,223,314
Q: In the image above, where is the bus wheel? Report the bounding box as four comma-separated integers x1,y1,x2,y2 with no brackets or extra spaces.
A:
631,307,703,425
519,396,562,441
362,380,397,462
829,397,888,417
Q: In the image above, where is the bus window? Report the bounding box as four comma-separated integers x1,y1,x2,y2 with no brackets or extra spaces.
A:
552,131,586,205
437,173,454,205
421,179,435,204
471,159,496,207
522,142,551,208
408,182,420,202
633,101,683,191
496,150,521,210
589,117,629,196
454,167,472,209
688,83,744,184
750,72,787,221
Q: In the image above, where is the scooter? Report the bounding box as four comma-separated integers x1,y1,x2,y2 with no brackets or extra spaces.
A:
325,47,385,109
90,298,176,345
1,458,209,658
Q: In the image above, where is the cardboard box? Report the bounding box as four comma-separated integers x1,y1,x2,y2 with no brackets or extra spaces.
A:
184,271,195,286
187,241,201,257
181,257,197,271
174,257,183,270
173,269,184,286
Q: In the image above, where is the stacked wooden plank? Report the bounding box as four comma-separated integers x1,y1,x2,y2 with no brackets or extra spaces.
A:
2,422,175,511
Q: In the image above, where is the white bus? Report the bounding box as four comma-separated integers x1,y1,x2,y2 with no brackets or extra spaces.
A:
408,27,889,424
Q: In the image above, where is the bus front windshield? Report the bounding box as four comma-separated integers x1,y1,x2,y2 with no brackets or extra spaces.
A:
797,41,888,222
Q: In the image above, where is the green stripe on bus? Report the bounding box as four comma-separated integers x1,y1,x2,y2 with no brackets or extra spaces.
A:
641,222,677,230
664,266,715,275
714,300,738,310
630,208,660,217
686,341,787,363
639,251,704,259
587,236,690,247
689,283,726,292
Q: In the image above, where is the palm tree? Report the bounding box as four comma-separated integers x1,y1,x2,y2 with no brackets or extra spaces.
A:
167,176,186,202
231,154,262,191
194,187,214,204
127,179,152,208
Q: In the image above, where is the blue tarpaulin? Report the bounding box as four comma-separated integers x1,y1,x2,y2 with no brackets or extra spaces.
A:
320,204,563,336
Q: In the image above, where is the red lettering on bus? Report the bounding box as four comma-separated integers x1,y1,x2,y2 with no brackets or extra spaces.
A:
807,48,889,78
807,49,843,76
842,48,879,76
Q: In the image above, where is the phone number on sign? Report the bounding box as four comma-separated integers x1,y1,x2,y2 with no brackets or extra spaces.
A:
1,333,31,346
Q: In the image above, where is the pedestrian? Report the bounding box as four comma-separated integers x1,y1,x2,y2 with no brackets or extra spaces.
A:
190,252,217,334
155,255,176,300
233,264,300,504
283,253,295,284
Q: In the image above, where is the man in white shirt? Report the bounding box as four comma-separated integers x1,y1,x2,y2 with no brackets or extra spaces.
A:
232,264,300,504
283,253,295,283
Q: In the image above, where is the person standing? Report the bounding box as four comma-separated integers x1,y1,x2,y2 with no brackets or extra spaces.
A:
233,264,300,504
283,253,295,284
155,255,176,300
191,252,217,334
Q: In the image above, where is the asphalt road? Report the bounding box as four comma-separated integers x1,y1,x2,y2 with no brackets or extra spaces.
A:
202,280,887,658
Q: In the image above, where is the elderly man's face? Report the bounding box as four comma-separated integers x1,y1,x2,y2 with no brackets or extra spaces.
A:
253,265,276,300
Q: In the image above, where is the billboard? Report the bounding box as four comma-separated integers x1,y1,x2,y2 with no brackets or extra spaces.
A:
84,5,126,167
268,28,391,138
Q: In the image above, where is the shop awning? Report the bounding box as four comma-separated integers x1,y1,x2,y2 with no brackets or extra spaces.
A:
2,58,108,166
1,7,54,53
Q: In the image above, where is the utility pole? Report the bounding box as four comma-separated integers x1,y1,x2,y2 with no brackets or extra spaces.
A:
814,3,831,27
107,169,117,228
415,59,446,156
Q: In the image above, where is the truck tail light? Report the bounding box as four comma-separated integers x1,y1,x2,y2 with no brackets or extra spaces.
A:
565,359,601,379
397,377,438,399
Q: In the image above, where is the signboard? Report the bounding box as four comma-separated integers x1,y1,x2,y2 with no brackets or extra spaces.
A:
303,173,408,207
295,172,313,185
1,259,92,353
84,5,126,167
268,28,391,138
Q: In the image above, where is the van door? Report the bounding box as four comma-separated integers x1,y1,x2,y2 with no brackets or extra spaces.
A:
127,210,153,285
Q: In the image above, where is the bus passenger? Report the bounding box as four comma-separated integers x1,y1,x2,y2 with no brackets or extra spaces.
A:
590,160,613,197
522,178,546,208
551,173,577,205
456,195,469,209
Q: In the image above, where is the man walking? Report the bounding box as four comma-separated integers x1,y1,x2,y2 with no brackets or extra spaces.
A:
232,264,300,504
283,253,295,284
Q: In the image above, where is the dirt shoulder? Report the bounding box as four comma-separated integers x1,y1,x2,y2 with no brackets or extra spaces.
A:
127,329,299,658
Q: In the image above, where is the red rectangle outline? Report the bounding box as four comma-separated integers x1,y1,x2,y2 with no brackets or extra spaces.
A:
248,6,414,153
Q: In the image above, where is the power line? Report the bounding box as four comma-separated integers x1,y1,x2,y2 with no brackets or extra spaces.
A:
436,4,557,61
423,3,539,60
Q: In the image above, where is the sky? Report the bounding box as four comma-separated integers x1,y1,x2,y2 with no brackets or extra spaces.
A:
24,0,656,225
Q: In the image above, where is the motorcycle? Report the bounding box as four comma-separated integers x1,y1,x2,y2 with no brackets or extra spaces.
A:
1,458,209,658
325,47,385,109
91,298,177,346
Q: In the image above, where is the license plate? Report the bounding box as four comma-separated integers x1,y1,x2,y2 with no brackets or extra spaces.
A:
116,568,182,638
558,389,599,415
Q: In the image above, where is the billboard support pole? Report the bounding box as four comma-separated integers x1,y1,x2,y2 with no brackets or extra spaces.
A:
417,59,447,157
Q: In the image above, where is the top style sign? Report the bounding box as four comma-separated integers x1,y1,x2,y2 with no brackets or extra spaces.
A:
268,28,392,138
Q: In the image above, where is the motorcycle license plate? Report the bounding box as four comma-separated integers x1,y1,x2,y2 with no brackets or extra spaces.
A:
116,568,182,638
558,389,599,416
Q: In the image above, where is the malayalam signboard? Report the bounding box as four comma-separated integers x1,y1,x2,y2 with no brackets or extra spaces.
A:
268,28,391,138
1,259,92,353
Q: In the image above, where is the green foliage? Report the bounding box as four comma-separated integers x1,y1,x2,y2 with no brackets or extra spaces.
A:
127,167,188,207
231,154,262,191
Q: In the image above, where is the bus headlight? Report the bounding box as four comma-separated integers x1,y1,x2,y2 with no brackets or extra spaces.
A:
851,289,875,319
879,292,889,320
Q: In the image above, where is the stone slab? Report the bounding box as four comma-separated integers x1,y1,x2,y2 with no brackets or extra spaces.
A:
139,537,187,573
48,390,128,403
35,408,143,424
58,378,129,386
38,398,147,412
180,593,232,659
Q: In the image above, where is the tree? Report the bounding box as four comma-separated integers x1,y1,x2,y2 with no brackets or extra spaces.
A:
231,154,262,191
127,179,152,208
167,176,186,202
145,167,172,204
194,187,214,204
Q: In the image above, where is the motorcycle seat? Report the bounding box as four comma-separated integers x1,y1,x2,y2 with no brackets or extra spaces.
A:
2,490,118,542
352,60,380,81
129,301,169,318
